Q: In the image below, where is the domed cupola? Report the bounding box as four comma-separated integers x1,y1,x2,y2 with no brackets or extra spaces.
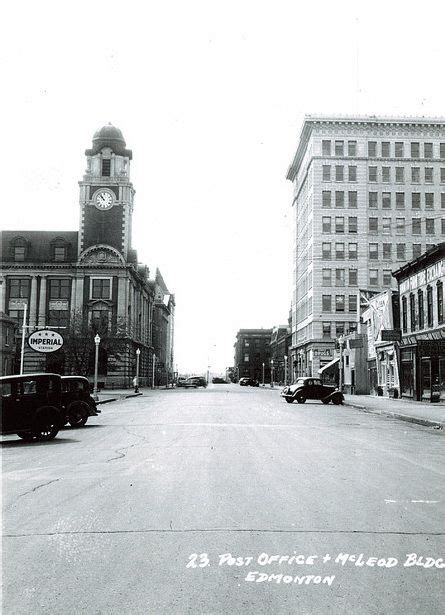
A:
86,123,132,159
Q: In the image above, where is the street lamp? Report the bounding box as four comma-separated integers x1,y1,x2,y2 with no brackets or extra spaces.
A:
135,348,141,393
284,355,288,386
262,362,265,387
93,334,100,402
270,359,274,388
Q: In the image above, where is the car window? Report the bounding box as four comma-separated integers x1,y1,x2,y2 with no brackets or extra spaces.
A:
23,380,37,395
62,381,70,392
307,379,313,386
0,382,12,397
313,379,322,386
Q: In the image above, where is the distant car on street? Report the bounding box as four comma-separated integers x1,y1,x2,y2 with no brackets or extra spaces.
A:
281,377,344,405
0,373,65,441
61,376,100,427
185,376,207,388
176,378,189,387
239,377,259,387
212,377,227,384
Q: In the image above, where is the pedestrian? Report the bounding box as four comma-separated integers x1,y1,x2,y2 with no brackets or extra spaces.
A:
133,376,138,393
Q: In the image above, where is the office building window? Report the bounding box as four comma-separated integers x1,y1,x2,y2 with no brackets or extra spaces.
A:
418,289,424,330
441,143,445,158
14,247,25,261
335,191,344,208
335,216,345,233
442,218,445,235
322,216,332,233
335,295,345,312
335,269,345,286
442,194,445,209
382,167,390,182
412,218,421,235
381,142,390,157
425,168,433,183
368,166,377,182
368,192,378,208
349,322,358,334
322,295,332,312
322,191,331,208
335,242,345,260
322,269,332,286
411,142,420,158
49,279,70,299
348,243,358,259
9,278,30,298
244,354,249,362
348,141,357,156
336,322,345,337
383,270,392,286
395,167,405,183
396,192,405,209
368,217,378,232
411,193,421,209
396,218,405,233
369,243,379,260
425,218,435,234
412,244,422,259
382,218,391,234
322,242,332,260
424,142,433,158
369,270,379,286
409,294,416,331
348,269,358,286
335,141,344,156
348,217,357,233
427,286,433,327
347,166,356,182
368,141,377,157
397,244,406,260
335,165,344,182
382,192,391,209
402,296,408,332
383,243,392,259
322,140,331,156
441,168,445,183
395,142,404,158
438,281,444,324
425,193,434,209
348,295,357,312
348,191,357,208
91,278,111,299
322,165,331,181
411,167,420,183
322,322,332,339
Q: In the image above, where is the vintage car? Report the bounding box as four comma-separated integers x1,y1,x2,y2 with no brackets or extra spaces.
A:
61,376,100,427
239,377,260,387
281,377,344,405
184,376,207,388
0,373,65,441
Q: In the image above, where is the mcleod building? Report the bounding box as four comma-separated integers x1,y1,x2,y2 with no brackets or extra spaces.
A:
286,115,445,380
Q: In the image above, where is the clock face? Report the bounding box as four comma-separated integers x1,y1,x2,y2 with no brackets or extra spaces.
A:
95,191,113,210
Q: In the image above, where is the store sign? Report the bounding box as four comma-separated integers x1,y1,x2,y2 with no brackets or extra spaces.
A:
381,329,402,342
400,258,445,293
48,300,69,311
28,329,64,353
349,339,364,348
8,299,28,310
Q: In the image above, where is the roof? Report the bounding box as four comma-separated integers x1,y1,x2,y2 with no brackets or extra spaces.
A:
392,242,445,281
286,114,445,182
1,230,78,263
85,123,132,159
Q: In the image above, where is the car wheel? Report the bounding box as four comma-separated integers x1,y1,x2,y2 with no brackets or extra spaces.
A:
68,402,89,427
332,395,343,405
16,432,36,441
321,398,330,405
32,408,60,441
296,393,306,404
285,397,294,404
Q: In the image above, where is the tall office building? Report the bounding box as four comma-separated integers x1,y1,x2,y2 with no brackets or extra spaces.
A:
286,115,445,379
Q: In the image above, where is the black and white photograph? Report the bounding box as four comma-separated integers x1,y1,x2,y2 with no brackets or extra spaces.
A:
1,1,444,613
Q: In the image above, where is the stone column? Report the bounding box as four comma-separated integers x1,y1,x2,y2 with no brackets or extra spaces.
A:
38,276,47,327
0,275,5,312
29,276,38,330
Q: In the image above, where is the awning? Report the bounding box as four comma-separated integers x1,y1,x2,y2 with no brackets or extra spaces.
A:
318,357,339,374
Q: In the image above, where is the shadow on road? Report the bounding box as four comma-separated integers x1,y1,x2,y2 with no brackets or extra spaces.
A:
0,437,79,448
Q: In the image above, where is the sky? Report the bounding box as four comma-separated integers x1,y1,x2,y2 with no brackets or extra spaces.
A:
2,1,445,374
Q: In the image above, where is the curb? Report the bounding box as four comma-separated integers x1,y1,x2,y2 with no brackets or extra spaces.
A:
97,392,143,405
345,401,444,430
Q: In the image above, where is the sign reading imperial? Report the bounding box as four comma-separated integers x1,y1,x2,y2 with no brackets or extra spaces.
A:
28,330,64,353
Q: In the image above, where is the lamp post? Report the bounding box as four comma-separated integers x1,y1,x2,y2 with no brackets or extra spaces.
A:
135,348,141,393
262,362,265,387
270,359,274,388
93,334,100,402
284,355,288,386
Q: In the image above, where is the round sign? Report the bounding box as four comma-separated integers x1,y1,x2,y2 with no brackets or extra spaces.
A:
28,329,64,353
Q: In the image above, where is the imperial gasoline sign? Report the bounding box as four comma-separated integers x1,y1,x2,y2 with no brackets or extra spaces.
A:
28,329,64,353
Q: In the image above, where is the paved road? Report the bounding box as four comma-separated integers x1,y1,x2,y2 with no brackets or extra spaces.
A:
2,385,444,614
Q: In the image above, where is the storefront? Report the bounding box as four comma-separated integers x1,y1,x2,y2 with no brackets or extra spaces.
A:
400,337,445,402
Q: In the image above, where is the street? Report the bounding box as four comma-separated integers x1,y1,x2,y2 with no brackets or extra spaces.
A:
2,384,444,614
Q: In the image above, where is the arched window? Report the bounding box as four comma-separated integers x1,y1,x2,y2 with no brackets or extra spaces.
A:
11,236,28,262
50,237,69,262
417,289,424,330
427,286,434,328
402,296,407,333
437,281,443,325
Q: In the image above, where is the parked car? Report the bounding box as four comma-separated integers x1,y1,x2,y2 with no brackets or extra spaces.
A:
212,377,227,384
0,373,65,441
239,377,259,387
185,376,207,388
281,377,344,405
61,376,100,427
176,378,189,387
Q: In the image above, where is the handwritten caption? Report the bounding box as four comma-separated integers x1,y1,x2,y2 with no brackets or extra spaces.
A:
186,552,444,586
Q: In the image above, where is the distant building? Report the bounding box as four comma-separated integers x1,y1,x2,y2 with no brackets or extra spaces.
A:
0,124,174,387
0,312,17,376
286,115,445,382
393,242,444,402
234,329,272,383
269,325,290,384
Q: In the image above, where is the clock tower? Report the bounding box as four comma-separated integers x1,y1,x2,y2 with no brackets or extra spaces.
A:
78,124,134,260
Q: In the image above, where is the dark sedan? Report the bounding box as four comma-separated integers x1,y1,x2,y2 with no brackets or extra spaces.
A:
281,377,344,405
239,377,259,387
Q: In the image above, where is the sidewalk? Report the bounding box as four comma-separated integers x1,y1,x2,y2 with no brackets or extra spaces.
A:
96,386,175,405
344,394,445,429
